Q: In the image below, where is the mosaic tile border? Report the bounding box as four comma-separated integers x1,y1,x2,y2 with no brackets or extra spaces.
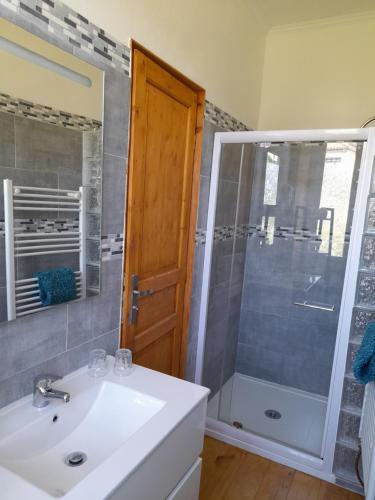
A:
101,233,123,261
0,217,79,234
195,224,352,245
0,220,123,261
204,101,248,132
0,0,248,133
1,0,131,74
0,93,102,131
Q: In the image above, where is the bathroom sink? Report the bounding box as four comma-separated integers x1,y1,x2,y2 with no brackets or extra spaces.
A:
0,378,165,497
0,359,208,499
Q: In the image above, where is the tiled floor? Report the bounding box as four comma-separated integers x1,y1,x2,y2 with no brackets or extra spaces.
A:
200,437,363,499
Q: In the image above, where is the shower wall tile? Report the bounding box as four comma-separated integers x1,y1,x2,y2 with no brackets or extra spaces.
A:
185,292,200,382
210,241,233,288
220,144,242,182
216,179,239,226
237,144,254,225
187,119,248,384
236,342,284,382
0,287,7,324
200,121,215,177
237,142,358,399
203,351,224,397
191,244,204,297
197,174,210,230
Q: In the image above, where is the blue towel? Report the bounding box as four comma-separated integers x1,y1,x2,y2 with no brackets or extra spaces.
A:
353,321,375,384
35,267,77,306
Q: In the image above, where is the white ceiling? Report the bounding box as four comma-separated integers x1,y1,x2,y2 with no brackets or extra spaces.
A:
252,0,375,28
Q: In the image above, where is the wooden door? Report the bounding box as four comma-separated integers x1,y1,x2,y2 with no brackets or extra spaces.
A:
121,43,205,378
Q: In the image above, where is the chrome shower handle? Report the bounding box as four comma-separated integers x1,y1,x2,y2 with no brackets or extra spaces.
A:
294,301,334,312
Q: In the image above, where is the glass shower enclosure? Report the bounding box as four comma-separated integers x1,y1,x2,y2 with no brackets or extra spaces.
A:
195,129,375,480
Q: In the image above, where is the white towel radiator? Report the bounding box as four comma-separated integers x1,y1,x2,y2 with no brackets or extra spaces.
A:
3,179,86,320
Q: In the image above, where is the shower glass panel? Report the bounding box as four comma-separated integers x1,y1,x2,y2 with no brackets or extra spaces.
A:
203,140,364,458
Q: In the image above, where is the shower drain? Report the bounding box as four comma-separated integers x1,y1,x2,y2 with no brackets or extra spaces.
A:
265,409,282,420
232,421,243,429
64,451,87,467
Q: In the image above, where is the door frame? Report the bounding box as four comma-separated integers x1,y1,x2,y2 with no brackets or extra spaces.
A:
195,127,375,480
121,41,205,378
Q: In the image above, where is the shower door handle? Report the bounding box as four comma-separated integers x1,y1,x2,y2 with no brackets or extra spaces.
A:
129,274,154,324
294,301,334,312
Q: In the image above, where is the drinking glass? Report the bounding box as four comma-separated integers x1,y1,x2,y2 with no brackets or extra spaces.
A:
114,348,132,376
88,348,108,377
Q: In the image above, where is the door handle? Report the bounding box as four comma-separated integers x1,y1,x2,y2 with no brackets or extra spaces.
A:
129,274,154,324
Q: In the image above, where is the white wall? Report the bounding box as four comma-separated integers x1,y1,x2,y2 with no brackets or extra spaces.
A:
258,13,375,130
63,0,267,128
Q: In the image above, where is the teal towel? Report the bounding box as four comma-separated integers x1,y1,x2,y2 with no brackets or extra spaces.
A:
35,267,77,306
353,321,375,384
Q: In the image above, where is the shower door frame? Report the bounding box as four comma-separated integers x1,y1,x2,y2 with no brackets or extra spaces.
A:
195,128,375,482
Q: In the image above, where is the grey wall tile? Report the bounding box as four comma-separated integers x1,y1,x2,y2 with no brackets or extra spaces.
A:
102,154,126,235
0,239,5,287
191,244,204,298
67,299,93,350
215,179,238,226
0,328,118,409
0,350,68,409
91,259,122,337
66,328,119,373
220,143,242,182
0,306,67,381
0,166,58,219
0,286,7,324
103,68,130,158
0,15,127,409
185,293,201,383
200,121,215,177
197,174,210,230
15,116,82,173
0,112,15,168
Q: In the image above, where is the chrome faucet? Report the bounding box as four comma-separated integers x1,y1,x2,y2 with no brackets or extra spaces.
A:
33,374,70,408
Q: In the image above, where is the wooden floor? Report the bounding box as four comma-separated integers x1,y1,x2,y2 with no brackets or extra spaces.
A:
200,437,363,500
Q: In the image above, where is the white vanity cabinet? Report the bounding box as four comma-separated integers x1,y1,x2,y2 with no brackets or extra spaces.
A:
0,362,209,500
108,398,207,500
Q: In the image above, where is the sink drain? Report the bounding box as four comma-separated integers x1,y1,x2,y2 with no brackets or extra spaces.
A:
265,409,282,420
64,451,87,467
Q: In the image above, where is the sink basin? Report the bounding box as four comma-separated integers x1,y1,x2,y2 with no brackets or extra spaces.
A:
0,358,209,500
0,372,165,497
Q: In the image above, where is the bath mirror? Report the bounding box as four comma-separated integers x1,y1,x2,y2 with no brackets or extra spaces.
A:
0,18,104,323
